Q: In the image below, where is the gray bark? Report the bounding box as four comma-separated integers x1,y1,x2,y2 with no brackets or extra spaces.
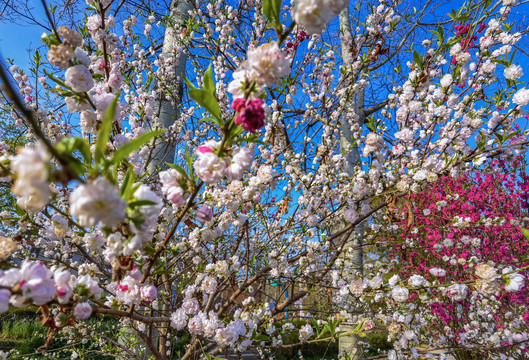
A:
338,5,366,360
147,0,193,173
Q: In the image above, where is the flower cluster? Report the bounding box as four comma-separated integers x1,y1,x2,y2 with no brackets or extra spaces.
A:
11,145,51,213
114,276,157,305
232,98,265,133
193,142,254,184
371,162,529,354
70,179,127,228
0,261,100,312
229,43,290,133
292,0,347,34
0,236,18,261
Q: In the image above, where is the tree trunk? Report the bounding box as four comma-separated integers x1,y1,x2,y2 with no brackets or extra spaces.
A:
338,4,365,360
147,0,193,173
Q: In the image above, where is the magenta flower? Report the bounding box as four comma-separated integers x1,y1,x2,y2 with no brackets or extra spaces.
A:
232,98,265,133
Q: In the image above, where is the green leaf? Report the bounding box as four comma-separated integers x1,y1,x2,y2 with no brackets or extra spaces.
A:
203,64,215,96
95,94,119,164
263,0,281,27
128,200,158,208
226,124,244,145
446,37,460,47
199,115,222,127
144,245,156,256
55,137,92,164
188,88,221,120
352,321,364,333
237,133,264,145
413,50,423,69
0,217,20,221
185,146,195,180
34,50,42,66
120,167,135,200
44,69,68,88
167,163,189,179
521,228,529,241
111,129,164,165
477,131,486,150
312,318,320,334
366,117,376,132
183,75,197,90
12,199,26,217
129,214,146,228
323,324,332,337
152,268,172,275
66,157,87,176
252,334,270,341
77,140,92,165
504,129,522,142
54,137,92,175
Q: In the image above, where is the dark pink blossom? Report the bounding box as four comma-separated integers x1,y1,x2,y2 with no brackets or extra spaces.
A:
232,98,265,133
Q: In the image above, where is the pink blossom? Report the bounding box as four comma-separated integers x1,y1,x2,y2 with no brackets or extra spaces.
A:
232,98,265,133
73,302,92,320
197,206,213,224
141,285,157,301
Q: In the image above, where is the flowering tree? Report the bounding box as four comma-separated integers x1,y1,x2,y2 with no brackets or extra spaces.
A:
348,156,529,358
0,0,528,359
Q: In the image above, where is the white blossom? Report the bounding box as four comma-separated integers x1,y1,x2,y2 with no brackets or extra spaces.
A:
299,324,314,342
70,179,127,228
503,268,526,292
171,309,188,330
194,150,227,184
512,88,529,106
504,64,524,80
11,145,51,212
73,302,92,320
445,283,468,301
292,0,346,34
391,286,409,302
244,43,290,87
440,74,453,88
16,261,56,306
65,65,94,92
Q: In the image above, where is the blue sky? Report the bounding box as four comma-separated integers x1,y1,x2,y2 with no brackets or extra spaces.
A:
0,5,47,69
2,1,529,238
2,1,529,149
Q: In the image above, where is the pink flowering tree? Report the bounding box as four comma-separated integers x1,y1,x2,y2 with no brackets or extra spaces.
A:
346,156,529,358
0,0,528,359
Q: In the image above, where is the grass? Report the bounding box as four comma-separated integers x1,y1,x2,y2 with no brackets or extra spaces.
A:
0,320,48,357
0,307,47,355
2,319,47,339
0,307,118,359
